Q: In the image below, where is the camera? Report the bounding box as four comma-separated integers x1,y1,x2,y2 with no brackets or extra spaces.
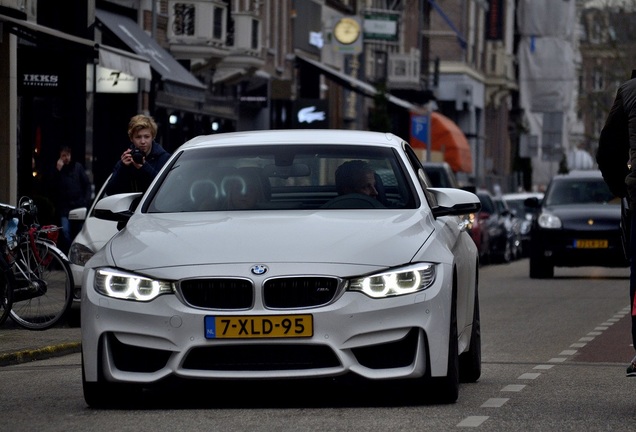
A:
129,145,145,164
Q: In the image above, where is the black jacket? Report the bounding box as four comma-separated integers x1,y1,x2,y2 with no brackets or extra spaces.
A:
53,161,91,216
596,77,636,202
106,142,171,195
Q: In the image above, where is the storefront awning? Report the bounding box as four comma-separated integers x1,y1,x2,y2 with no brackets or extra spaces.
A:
96,9,206,101
296,53,418,111
98,44,152,80
0,12,152,80
0,12,94,48
430,111,472,173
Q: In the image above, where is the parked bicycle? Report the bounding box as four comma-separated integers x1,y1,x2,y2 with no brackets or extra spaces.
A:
0,196,73,330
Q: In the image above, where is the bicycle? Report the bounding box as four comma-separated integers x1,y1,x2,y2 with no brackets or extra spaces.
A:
0,197,74,330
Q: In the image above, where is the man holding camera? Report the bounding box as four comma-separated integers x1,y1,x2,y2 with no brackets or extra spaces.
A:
106,114,171,195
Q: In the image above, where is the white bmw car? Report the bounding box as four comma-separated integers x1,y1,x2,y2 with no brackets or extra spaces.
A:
81,129,481,407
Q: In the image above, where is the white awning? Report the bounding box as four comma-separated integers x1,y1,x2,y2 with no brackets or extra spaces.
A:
98,45,152,80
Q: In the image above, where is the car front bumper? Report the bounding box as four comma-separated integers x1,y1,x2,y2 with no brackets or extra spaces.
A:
81,264,454,385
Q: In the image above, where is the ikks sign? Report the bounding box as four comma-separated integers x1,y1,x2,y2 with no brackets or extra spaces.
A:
18,47,65,95
21,73,60,89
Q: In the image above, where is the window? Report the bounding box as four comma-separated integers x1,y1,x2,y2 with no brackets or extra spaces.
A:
146,145,416,212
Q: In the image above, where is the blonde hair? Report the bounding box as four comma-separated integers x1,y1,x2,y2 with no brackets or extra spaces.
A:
127,114,158,140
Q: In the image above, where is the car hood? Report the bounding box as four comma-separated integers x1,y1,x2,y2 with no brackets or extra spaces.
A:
104,210,434,270
544,204,620,227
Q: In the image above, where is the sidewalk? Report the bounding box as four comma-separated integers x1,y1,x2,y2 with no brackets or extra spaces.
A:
0,320,81,366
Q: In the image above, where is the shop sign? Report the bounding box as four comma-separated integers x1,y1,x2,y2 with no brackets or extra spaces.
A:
292,99,329,128
363,13,398,42
93,65,138,93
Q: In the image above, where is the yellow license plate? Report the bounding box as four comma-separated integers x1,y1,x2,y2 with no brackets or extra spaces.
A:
205,314,313,339
574,239,608,249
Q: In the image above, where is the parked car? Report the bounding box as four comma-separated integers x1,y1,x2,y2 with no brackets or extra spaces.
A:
502,191,544,257
493,195,523,260
525,170,628,278
475,189,517,263
81,129,482,407
67,175,118,306
422,162,488,264
422,162,460,188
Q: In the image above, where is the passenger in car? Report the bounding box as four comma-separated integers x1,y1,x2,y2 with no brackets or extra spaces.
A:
335,160,379,199
222,167,270,210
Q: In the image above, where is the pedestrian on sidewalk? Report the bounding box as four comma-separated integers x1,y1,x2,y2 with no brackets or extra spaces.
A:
51,145,91,252
597,69,636,377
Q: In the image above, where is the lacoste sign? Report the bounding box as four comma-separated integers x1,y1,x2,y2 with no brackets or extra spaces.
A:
292,99,329,128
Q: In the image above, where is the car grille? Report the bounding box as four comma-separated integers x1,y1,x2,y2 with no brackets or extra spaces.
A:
179,277,341,309
182,344,341,371
263,277,340,308
180,278,254,309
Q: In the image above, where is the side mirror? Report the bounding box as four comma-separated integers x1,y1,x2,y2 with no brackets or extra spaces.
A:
93,192,143,230
68,207,87,221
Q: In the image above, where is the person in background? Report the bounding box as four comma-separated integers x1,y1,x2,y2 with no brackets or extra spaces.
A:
106,114,171,195
52,145,91,252
596,69,636,377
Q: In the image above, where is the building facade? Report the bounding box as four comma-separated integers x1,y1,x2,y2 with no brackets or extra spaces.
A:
5,0,589,208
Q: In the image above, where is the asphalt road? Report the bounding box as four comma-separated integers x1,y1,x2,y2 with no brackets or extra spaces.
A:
0,259,634,431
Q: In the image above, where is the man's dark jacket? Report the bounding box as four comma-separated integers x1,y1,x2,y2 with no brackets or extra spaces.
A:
596,77,636,204
106,142,171,195
53,161,91,216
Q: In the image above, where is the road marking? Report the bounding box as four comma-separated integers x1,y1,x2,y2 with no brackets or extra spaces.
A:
501,384,525,392
457,416,489,427
457,307,629,428
533,364,554,370
481,398,509,408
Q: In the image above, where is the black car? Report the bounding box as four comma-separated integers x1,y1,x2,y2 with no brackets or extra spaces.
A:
502,192,544,257
476,189,517,263
525,170,628,278
422,162,461,188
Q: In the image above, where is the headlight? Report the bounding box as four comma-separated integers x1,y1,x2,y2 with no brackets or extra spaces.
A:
68,242,94,266
537,212,562,229
94,268,175,301
348,263,436,298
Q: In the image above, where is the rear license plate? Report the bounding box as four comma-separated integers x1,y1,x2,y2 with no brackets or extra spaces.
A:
205,314,313,339
574,239,608,248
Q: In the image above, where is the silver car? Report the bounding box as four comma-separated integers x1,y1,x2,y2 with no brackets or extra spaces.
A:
81,129,482,407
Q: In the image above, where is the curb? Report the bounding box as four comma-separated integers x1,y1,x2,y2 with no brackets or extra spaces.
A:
0,342,81,367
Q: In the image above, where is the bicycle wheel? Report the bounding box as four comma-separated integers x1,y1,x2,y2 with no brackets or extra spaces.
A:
9,239,73,330
0,263,13,327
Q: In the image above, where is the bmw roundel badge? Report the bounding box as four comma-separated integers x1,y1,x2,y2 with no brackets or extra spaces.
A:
251,265,268,275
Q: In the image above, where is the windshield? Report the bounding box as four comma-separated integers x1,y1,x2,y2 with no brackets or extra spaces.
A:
545,178,617,206
145,144,417,212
